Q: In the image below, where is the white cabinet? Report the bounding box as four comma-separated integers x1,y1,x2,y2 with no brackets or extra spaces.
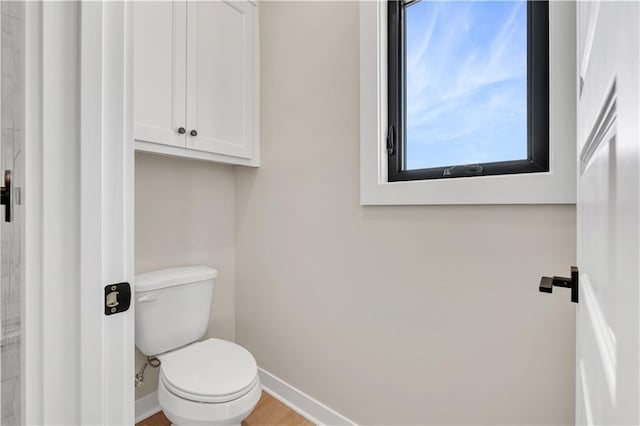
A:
133,1,187,149
186,1,257,160
134,0,259,166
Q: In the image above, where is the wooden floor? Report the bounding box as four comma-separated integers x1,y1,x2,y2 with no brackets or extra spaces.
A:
137,392,314,426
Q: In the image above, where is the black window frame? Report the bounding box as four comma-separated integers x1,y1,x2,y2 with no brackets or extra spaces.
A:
387,0,549,181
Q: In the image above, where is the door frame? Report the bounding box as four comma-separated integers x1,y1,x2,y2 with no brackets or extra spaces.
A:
24,2,134,424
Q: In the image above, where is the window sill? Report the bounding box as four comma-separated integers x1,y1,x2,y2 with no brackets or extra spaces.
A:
359,0,577,206
361,171,575,205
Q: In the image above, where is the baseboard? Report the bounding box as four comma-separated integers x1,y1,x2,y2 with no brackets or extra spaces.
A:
258,367,356,426
135,391,161,423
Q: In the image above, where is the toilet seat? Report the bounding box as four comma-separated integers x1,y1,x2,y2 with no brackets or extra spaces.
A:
158,338,259,403
158,373,262,426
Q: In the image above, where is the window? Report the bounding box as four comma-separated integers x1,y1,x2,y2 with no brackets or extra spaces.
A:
387,0,549,181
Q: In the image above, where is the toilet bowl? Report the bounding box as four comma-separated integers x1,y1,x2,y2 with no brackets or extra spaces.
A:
158,376,261,426
135,266,261,425
157,339,261,426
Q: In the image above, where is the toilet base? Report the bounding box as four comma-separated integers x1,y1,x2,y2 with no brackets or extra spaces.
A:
169,423,241,426
158,374,262,426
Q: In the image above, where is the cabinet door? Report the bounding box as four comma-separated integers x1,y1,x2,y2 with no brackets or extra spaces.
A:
134,1,187,148
186,1,257,159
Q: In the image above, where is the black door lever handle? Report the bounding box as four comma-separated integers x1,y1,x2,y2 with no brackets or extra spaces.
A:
0,170,11,223
539,266,579,303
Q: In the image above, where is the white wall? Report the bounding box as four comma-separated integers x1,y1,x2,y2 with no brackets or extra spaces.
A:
234,2,577,424
134,152,236,400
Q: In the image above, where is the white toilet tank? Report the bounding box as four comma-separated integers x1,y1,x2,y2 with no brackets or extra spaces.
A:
135,265,218,356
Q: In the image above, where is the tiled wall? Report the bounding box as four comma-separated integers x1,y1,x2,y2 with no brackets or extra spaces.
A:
1,2,24,425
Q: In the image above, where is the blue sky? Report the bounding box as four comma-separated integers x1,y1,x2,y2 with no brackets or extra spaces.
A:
405,0,528,170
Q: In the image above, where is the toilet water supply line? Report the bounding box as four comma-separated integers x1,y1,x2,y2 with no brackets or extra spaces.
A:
135,356,161,388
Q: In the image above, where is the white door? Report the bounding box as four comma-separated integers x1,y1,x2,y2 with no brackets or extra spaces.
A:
576,1,640,424
80,2,135,424
185,0,256,159
23,2,134,423
134,0,187,148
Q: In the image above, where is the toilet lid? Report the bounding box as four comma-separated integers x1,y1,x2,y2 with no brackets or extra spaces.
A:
159,338,258,403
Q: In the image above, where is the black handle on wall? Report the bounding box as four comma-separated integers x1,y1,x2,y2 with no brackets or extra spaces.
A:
539,266,579,303
0,170,11,223
190,129,198,137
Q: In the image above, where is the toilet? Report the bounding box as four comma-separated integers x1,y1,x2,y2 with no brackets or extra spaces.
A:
135,266,261,426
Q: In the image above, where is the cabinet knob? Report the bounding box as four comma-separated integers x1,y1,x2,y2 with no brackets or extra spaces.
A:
178,127,186,134
190,129,198,137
